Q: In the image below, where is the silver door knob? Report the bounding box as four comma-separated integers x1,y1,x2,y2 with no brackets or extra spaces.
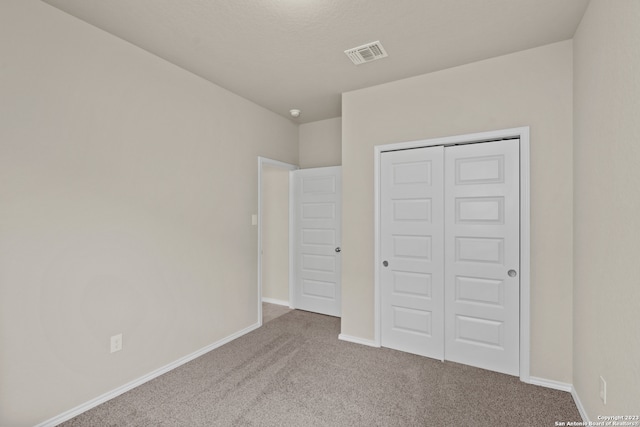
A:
508,269,517,277
335,247,341,253
383,260,389,267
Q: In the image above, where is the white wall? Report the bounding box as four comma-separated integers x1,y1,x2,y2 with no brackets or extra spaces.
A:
341,41,574,383
262,166,290,303
299,117,342,168
0,1,298,425
573,0,640,418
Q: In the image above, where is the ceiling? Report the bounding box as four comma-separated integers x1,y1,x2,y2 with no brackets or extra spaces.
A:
42,0,590,124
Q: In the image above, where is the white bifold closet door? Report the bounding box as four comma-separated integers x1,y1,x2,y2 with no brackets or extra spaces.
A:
380,139,520,376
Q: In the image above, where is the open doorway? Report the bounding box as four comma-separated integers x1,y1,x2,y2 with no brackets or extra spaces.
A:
257,157,297,325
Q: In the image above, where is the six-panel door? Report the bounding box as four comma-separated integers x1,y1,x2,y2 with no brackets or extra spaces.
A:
380,139,520,376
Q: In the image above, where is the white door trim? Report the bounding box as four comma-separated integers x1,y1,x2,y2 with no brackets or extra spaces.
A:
257,157,298,327
373,126,531,382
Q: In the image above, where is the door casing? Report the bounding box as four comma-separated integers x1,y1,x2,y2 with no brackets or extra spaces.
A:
373,127,531,382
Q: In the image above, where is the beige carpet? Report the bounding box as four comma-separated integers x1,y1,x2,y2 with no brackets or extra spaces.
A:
61,310,581,426
262,302,292,324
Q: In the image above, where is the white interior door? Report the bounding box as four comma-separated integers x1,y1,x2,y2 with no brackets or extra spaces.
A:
379,139,520,376
380,147,444,359
444,139,520,375
293,167,342,317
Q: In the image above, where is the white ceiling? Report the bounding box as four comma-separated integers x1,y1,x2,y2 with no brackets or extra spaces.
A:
42,0,589,124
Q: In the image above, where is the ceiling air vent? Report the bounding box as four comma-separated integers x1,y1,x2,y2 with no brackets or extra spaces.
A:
344,41,388,65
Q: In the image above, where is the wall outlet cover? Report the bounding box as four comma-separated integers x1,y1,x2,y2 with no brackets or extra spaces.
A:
110,334,123,353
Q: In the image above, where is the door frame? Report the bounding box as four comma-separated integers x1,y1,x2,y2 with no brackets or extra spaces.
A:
257,157,298,326
373,126,531,382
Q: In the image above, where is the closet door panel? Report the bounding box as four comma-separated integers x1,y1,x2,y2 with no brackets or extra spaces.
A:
380,147,444,359
444,140,520,376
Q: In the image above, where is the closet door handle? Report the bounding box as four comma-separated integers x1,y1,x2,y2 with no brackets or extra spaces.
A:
508,269,517,277
335,247,341,253
382,260,389,267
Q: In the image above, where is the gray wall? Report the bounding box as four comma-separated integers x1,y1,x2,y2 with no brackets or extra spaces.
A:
299,117,342,168
0,1,297,425
262,166,291,303
573,0,640,418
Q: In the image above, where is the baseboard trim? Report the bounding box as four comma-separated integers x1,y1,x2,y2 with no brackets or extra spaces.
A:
36,321,261,427
338,333,379,348
571,386,590,423
261,297,290,307
527,376,573,392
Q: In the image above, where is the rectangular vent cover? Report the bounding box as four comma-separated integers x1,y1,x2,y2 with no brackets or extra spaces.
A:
344,41,388,65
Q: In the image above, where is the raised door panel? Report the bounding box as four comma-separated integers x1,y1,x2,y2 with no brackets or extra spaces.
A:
444,139,520,376
380,147,444,359
294,167,342,317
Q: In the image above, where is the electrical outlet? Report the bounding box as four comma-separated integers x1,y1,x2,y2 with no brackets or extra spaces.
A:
599,376,606,404
110,334,122,353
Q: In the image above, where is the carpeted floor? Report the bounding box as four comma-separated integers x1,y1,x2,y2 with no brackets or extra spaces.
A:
61,309,581,426
262,302,292,324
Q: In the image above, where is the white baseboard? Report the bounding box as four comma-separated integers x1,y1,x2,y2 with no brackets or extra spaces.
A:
571,387,590,423
36,321,261,427
261,297,290,307
528,376,573,392
338,333,379,348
